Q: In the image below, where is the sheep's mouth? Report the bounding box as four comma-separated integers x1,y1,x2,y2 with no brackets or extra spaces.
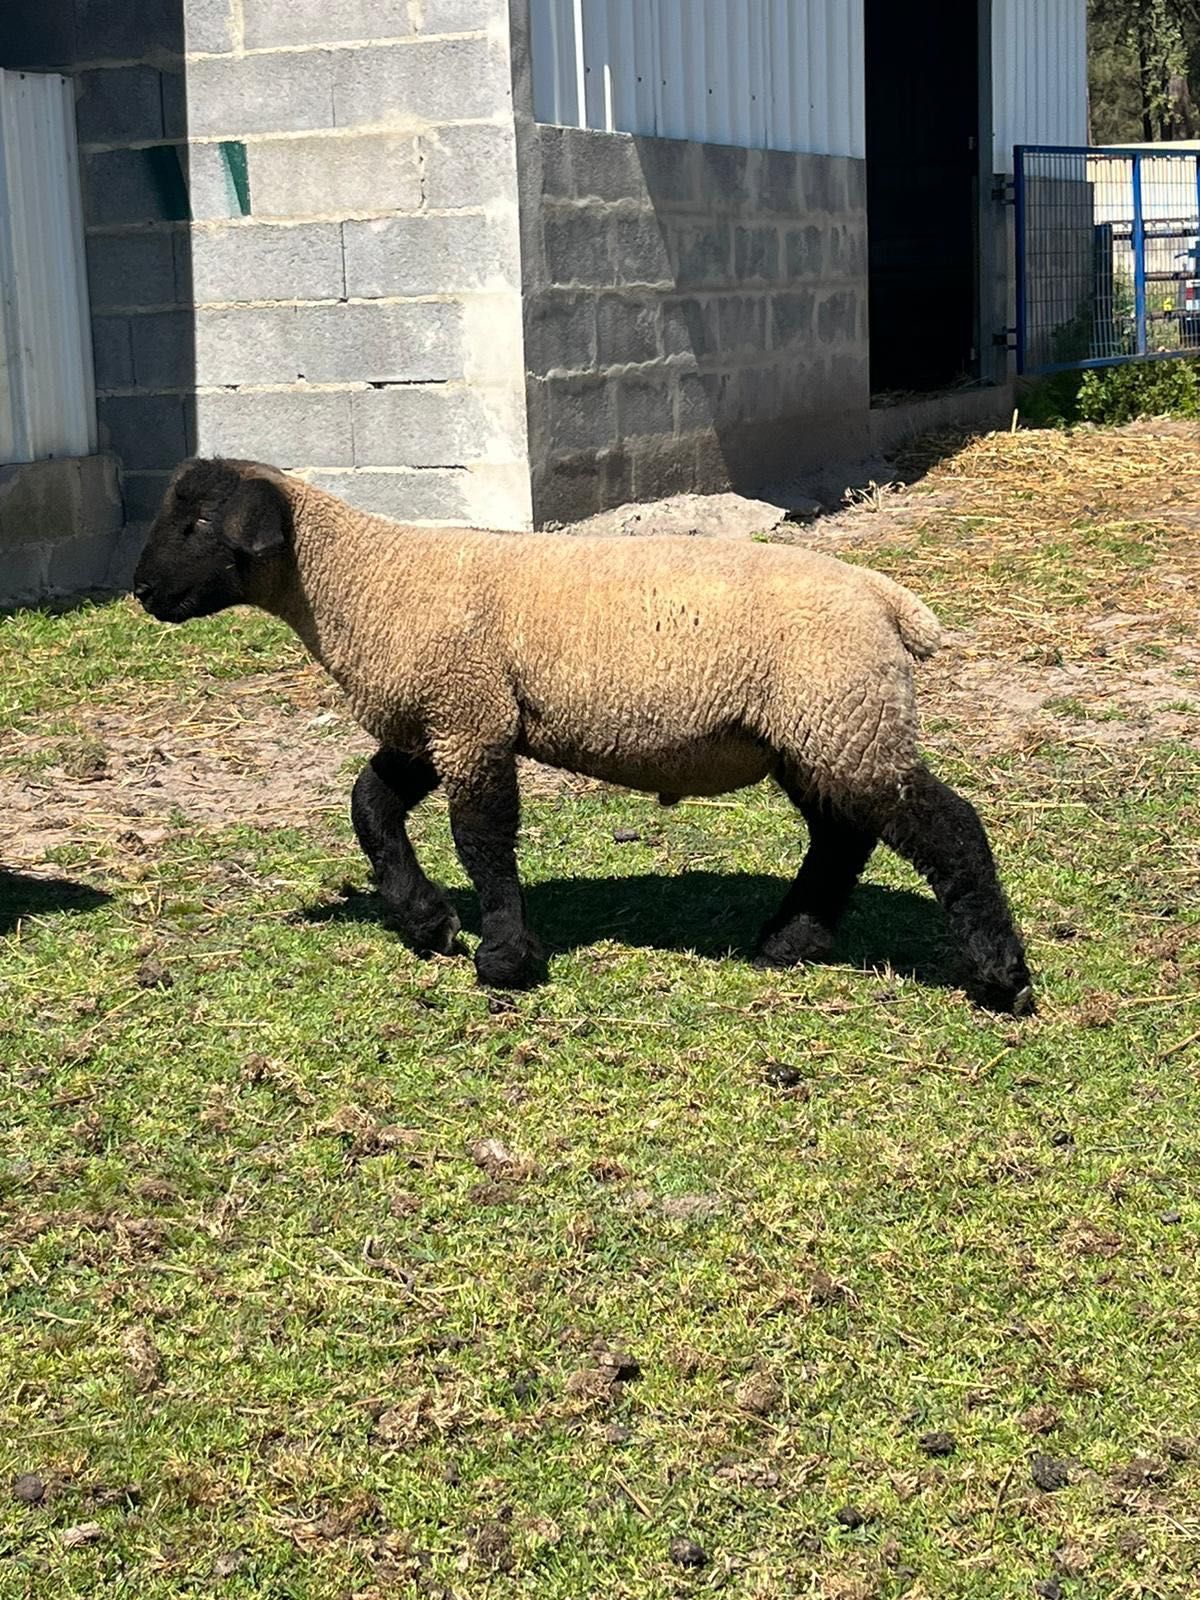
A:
133,587,200,624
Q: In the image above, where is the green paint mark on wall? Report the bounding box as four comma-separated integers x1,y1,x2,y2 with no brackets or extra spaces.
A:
221,141,251,217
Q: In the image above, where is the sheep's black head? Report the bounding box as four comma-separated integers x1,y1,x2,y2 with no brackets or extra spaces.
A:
133,458,291,623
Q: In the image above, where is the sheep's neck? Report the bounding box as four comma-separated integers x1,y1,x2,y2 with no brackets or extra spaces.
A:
271,498,403,724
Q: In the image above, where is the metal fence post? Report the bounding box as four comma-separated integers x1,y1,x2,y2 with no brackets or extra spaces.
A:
1132,153,1147,357
1014,145,1027,375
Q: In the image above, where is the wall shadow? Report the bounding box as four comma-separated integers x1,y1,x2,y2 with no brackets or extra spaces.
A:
6,0,195,580
303,871,957,991
0,869,111,936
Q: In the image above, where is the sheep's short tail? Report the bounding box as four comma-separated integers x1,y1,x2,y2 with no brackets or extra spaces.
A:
863,570,942,661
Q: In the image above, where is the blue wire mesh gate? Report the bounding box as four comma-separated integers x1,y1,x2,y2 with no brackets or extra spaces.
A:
1015,144,1200,375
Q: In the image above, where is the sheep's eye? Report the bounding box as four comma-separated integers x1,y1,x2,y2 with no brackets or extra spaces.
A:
193,517,214,536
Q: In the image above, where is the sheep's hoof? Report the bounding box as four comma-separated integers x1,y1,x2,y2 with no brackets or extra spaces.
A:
967,943,1035,1015
401,905,462,958
475,934,546,990
968,970,1036,1015
753,916,835,969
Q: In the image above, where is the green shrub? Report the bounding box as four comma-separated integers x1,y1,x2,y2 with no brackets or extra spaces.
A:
1077,358,1200,424
1018,370,1086,428
1020,356,1200,429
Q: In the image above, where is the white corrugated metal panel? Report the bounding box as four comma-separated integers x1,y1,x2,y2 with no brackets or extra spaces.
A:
993,0,1088,173
531,0,866,160
0,69,97,466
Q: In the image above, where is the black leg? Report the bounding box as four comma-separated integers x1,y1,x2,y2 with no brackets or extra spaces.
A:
879,764,1033,1014
350,750,460,956
756,799,877,967
445,758,544,990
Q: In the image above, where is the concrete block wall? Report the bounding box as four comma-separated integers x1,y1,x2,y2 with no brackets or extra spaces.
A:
8,0,531,547
518,124,871,525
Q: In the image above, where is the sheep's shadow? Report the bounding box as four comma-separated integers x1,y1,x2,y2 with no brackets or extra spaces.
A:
0,870,112,936
303,870,956,990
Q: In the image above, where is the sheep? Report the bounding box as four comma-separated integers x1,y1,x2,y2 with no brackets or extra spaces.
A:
132,457,1033,1013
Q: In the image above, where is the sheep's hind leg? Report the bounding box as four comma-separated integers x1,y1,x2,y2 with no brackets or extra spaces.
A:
351,750,460,956
755,797,877,968
879,764,1034,1014
445,757,545,990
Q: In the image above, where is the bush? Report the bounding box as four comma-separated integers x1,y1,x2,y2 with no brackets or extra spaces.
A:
1077,359,1200,425
1020,357,1200,429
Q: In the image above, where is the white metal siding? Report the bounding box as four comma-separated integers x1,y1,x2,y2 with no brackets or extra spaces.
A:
0,70,97,465
530,0,866,160
992,0,1088,173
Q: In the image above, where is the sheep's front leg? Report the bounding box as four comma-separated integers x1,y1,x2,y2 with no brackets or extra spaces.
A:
351,749,460,956
445,757,545,990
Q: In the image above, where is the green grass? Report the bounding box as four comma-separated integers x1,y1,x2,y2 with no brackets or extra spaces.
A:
0,600,299,734
3,601,1200,1597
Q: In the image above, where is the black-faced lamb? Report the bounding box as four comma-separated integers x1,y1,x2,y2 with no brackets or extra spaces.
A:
132,458,1033,1013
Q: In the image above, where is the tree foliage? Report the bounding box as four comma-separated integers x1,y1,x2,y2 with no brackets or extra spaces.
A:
1089,0,1200,141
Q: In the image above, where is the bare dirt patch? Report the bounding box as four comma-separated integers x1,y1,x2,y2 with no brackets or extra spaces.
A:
0,670,588,868
3,422,1197,866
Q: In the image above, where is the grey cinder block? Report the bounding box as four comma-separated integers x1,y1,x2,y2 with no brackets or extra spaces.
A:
525,293,596,375
193,390,354,464
700,144,751,205
675,371,713,432
596,296,658,367
76,0,183,63
305,469,469,523
613,215,672,288
87,230,179,311
771,290,817,346
616,374,674,438
660,297,719,361
421,124,516,211
186,52,335,139
83,148,188,227
636,136,697,207
568,130,644,204
785,225,826,280
351,386,496,468
299,301,466,384
818,289,857,344
411,0,504,31
333,38,504,126
189,223,345,304
670,222,732,290
193,301,463,386
98,395,189,471
91,317,135,389
540,374,615,453
130,310,195,390
244,0,411,49
250,133,421,218
343,214,513,298
718,295,767,353
121,471,174,525
75,67,165,145
734,224,780,283
544,208,615,288
186,0,237,53
536,127,574,199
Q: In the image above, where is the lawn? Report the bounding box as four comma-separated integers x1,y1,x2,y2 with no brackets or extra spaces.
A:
2,425,1199,1599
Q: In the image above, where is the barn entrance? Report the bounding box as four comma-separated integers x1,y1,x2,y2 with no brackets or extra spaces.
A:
865,0,984,396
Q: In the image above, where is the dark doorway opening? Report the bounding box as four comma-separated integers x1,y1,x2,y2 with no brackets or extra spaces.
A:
865,0,982,395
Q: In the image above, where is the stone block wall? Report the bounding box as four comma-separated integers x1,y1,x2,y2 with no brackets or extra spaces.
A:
517,123,870,525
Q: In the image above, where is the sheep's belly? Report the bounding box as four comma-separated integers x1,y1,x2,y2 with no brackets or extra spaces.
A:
520,732,773,798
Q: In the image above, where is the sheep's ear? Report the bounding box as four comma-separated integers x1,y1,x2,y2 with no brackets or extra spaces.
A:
219,474,289,556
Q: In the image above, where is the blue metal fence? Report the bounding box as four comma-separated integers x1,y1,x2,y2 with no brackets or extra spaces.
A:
1015,144,1200,375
